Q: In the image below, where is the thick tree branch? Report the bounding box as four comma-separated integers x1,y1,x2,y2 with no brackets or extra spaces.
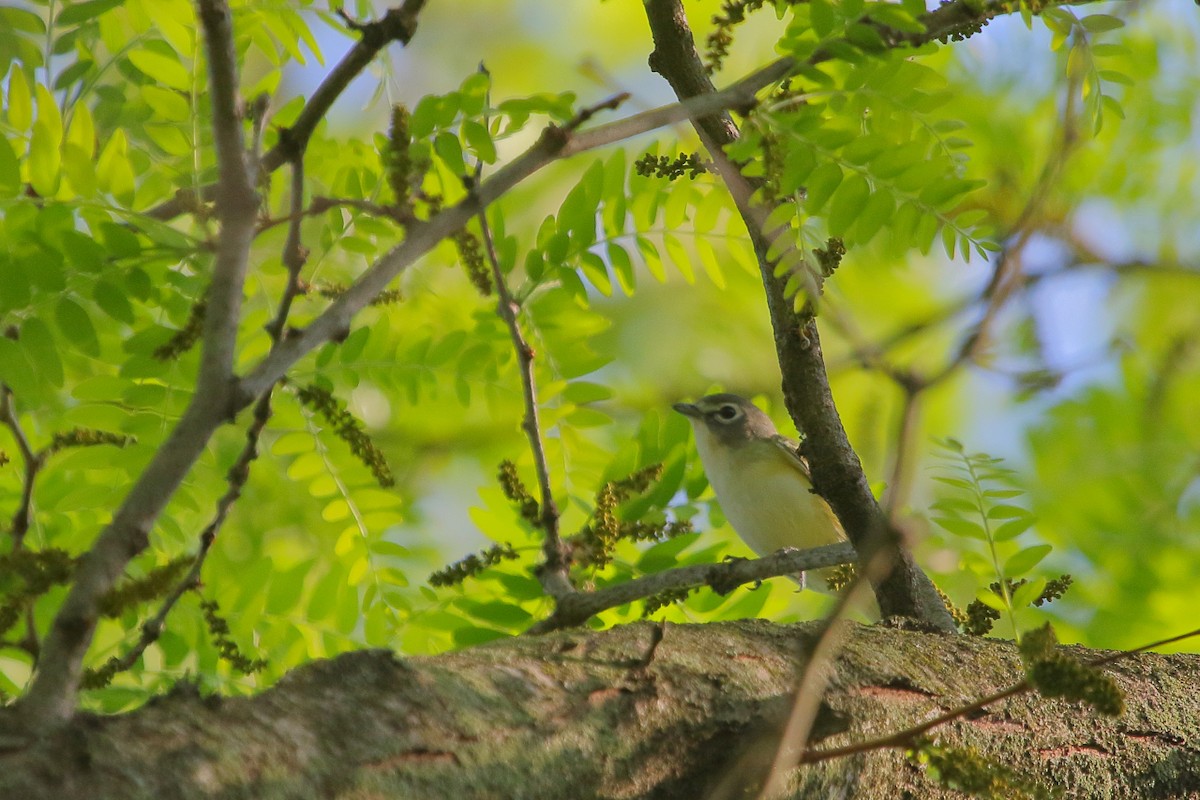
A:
3,622,1197,799
642,0,954,630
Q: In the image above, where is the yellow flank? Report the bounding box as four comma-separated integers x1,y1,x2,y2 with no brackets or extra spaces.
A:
692,429,845,558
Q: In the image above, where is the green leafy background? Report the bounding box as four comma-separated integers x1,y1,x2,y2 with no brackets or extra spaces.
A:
0,0,1197,712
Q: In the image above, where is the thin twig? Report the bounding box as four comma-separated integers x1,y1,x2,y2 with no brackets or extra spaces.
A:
0,388,39,550
527,542,857,634
256,196,412,235
800,625,1200,765
754,548,895,799
144,0,429,222
266,159,311,342
474,193,572,598
92,390,275,682
882,386,922,521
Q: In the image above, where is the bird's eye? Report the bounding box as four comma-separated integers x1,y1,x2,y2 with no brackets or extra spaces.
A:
716,404,739,421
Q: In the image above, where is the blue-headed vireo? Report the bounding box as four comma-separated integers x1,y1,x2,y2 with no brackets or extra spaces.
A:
674,393,847,586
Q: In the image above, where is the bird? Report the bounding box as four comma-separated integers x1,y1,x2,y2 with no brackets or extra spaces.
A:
673,393,848,587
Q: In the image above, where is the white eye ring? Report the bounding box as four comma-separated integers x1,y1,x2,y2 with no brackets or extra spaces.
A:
716,404,739,421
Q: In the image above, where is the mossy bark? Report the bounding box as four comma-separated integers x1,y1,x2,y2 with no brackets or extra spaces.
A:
1,621,1198,799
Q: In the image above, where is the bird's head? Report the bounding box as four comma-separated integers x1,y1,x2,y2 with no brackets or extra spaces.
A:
672,393,779,448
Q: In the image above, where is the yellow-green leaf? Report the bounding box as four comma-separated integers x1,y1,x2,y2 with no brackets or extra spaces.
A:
28,119,61,197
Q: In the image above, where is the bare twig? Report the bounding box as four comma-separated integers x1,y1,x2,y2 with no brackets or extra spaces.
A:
799,625,1200,765
89,390,275,684
754,548,894,799
265,159,311,342
474,194,573,598
0,389,38,550
881,387,923,521
256,196,412,235
527,542,857,634
145,0,428,222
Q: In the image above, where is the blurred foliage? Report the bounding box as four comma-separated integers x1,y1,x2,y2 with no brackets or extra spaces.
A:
0,0,1196,715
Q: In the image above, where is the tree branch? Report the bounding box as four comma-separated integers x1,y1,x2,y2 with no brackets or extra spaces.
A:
642,0,955,630
474,197,572,598
144,0,428,222
527,542,856,634
14,0,261,729
235,85,770,400
0,389,39,551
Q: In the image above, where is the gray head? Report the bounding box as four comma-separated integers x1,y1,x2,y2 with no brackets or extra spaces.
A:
672,393,779,446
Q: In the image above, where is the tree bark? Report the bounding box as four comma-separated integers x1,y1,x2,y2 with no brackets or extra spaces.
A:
1,622,1197,799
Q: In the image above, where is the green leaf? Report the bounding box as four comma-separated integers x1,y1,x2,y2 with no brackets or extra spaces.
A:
20,317,63,388
853,190,894,244
0,6,44,34
0,134,19,197
34,83,62,144
55,296,100,356
929,498,975,514
462,119,496,164
1004,545,1052,577
827,173,869,237
931,516,986,540
461,600,532,628
986,504,1032,520
433,131,466,176
579,251,612,297
141,86,190,122
452,626,509,647
56,0,126,26
810,0,838,37
28,120,61,197
931,475,972,489
607,242,635,295
1080,14,1124,33
127,48,193,91
779,144,817,195
992,516,1035,542
1010,577,1046,609
866,4,924,33
974,587,1009,612
637,236,664,282
62,143,97,196
803,162,843,214
663,234,693,284
6,68,32,131
0,337,37,396
558,178,599,242
96,129,134,202
0,259,31,312
1098,70,1134,87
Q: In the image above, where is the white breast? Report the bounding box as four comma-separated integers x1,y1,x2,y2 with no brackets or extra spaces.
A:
693,429,842,557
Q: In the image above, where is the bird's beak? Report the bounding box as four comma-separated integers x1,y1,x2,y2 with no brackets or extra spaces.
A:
672,402,701,418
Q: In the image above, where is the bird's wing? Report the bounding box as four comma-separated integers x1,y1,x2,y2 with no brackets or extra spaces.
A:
768,434,848,541
768,434,814,480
